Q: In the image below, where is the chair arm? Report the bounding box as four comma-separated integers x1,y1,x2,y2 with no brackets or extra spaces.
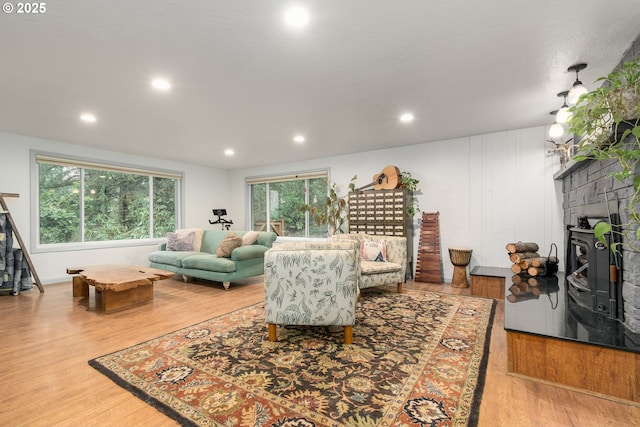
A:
378,236,407,265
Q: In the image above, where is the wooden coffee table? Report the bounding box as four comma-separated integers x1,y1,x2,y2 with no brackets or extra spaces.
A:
67,265,174,312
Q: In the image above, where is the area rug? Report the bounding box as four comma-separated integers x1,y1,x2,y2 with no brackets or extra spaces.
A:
89,289,496,426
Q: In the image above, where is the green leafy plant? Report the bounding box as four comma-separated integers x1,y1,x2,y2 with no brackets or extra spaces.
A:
304,176,357,235
399,171,421,217
568,57,640,252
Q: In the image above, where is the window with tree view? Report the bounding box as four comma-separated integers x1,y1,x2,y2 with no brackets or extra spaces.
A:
249,172,328,238
36,155,180,247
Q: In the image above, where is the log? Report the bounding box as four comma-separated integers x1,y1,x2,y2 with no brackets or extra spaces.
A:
519,259,534,269
531,256,559,268
511,264,523,274
509,252,540,263
530,257,546,268
527,267,545,276
506,242,539,253
512,274,524,285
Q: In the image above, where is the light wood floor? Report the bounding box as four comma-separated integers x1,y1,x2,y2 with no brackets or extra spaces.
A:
0,277,638,427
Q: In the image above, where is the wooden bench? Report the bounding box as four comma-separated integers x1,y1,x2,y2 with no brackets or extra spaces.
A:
469,266,509,299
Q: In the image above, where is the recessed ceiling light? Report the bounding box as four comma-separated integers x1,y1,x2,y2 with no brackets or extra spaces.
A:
151,77,171,91
399,112,415,123
293,135,306,143
224,149,234,156
80,113,97,123
284,6,310,28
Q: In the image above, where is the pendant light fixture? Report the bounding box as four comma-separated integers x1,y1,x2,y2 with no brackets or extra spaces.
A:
567,63,588,105
555,90,572,124
548,111,564,138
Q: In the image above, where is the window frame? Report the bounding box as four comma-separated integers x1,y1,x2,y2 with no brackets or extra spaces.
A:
31,151,184,253
245,169,330,239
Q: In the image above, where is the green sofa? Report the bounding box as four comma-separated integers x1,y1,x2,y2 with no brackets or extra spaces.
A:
149,229,277,290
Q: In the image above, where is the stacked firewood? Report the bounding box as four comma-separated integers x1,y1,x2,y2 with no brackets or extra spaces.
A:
506,241,558,277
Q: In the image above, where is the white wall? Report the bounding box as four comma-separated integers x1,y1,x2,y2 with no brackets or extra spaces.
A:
229,126,566,281
0,132,228,284
0,125,565,285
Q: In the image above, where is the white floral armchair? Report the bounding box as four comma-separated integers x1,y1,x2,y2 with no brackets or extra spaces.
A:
328,233,407,293
263,241,360,344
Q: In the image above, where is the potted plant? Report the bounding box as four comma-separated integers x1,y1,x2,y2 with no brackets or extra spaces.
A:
568,56,640,252
304,176,357,235
399,171,421,217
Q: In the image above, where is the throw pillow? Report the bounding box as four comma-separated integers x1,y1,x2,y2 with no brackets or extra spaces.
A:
166,231,196,251
175,228,204,251
242,230,259,246
216,232,243,257
360,239,387,262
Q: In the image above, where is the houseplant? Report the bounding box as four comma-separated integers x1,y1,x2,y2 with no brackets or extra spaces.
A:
568,56,640,252
304,176,357,235
399,171,421,217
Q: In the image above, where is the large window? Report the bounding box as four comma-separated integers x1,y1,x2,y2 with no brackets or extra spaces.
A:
248,171,328,238
34,154,181,249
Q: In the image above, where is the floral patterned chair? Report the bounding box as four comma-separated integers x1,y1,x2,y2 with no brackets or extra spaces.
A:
328,233,407,293
263,241,360,344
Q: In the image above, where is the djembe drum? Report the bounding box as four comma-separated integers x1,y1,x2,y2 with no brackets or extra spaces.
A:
448,247,473,288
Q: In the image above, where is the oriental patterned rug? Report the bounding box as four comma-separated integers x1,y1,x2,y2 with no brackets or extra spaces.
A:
89,289,496,426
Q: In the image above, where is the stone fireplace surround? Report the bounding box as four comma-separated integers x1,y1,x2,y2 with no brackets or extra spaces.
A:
558,141,640,335
556,39,640,334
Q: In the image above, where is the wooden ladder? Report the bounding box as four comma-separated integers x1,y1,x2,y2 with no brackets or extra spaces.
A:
414,211,443,284
0,193,44,293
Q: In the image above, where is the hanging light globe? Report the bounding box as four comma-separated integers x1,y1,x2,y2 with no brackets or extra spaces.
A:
568,84,588,105
567,63,588,105
556,106,573,124
549,122,564,138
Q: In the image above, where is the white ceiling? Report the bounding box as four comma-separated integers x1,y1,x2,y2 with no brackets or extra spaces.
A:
2,1,640,170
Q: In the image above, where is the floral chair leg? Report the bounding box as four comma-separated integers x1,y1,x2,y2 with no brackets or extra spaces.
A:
397,282,403,293
268,324,277,342
344,325,353,344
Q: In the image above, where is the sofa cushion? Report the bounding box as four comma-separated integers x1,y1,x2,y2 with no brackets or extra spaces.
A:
148,250,200,267
241,230,259,246
181,254,236,273
360,260,402,275
360,239,387,262
216,232,243,257
175,228,204,251
166,231,197,251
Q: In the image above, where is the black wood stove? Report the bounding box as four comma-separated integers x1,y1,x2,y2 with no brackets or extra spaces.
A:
565,215,624,322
